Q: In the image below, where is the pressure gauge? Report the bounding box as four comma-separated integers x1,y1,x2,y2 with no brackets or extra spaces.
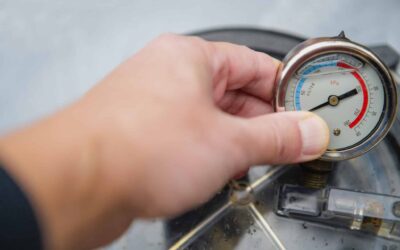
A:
275,32,397,161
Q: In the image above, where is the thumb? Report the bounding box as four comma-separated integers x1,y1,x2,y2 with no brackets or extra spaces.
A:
232,111,329,166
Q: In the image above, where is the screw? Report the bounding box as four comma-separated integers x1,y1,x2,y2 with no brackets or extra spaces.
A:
328,95,339,106
333,128,341,136
393,201,400,218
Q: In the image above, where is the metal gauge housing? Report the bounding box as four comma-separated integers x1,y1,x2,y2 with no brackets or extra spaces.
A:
275,32,397,161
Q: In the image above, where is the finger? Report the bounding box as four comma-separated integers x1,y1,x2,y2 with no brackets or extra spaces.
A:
217,90,274,117
204,41,280,102
228,111,329,168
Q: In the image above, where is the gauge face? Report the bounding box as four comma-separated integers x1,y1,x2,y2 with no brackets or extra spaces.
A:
276,35,397,161
284,53,385,150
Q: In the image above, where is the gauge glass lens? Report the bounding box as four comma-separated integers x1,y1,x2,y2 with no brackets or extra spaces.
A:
284,53,385,150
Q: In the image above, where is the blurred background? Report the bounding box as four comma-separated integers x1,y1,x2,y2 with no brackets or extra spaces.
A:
1,1,400,249
0,0,399,133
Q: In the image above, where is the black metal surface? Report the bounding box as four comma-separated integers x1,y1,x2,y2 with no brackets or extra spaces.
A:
191,27,399,70
191,28,305,60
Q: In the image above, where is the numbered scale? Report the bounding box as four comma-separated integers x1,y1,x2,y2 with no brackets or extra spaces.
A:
275,31,397,161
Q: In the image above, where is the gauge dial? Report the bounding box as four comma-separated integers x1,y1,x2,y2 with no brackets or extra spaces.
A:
284,53,384,150
275,33,397,161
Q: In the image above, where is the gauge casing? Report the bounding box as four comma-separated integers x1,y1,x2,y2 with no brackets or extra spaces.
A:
274,33,397,161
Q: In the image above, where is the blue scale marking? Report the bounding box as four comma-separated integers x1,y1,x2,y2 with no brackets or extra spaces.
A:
295,61,337,110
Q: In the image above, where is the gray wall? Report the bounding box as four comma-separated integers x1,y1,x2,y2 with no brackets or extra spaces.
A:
0,0,399,133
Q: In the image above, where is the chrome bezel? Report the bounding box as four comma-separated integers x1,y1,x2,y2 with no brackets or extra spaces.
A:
274,36,398,161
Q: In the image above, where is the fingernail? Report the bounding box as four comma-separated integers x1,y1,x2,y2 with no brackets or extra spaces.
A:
272,57,281,67
299,114,329,157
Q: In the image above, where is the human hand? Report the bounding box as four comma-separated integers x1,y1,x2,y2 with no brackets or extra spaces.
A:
0,34,329,249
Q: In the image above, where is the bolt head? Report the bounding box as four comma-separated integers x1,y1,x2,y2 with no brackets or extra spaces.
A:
333,128,341,136
393,201,400,218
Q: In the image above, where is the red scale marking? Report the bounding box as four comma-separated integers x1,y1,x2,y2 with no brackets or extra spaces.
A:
336,62,368,128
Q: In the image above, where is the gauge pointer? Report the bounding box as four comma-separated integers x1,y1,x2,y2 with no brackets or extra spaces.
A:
338,88,358,100
309,88,358,112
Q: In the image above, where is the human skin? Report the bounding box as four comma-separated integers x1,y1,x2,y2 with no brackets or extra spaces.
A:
0,34,329,249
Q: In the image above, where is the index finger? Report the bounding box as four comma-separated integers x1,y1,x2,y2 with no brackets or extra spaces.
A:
201,39,281,102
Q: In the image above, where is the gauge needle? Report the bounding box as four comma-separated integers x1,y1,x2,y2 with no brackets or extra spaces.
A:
309,88,358,112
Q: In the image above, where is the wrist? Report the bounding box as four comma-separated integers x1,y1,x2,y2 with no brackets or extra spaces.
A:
0,102,131,249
